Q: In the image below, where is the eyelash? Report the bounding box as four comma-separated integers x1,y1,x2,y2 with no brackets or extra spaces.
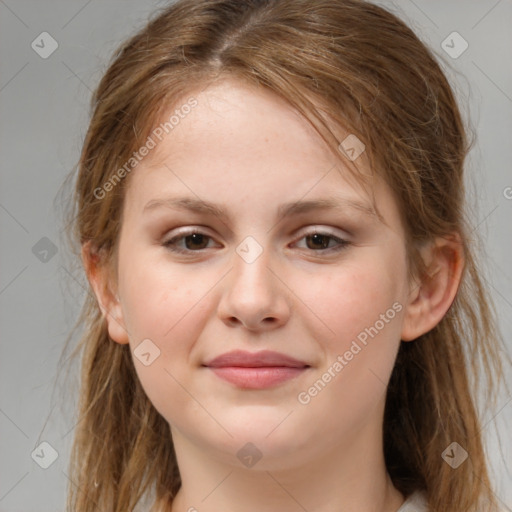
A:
162,229,350,255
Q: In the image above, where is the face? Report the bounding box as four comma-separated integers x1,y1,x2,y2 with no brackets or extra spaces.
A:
109,79,412,470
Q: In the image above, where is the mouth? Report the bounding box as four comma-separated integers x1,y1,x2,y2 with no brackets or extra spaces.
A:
206,366,309,389
203,349,310,389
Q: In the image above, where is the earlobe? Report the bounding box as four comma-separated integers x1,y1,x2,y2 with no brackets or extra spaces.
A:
81,241,130,345
400,234,464,342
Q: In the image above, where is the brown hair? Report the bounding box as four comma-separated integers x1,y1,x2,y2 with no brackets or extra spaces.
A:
60,0,505,510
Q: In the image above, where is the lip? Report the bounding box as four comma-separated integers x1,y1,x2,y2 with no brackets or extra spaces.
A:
203,350,310,389
204,349,309,368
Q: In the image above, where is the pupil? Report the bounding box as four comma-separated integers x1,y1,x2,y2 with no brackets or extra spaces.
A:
187,233,207,249
183,234,331,251
309,234,328,249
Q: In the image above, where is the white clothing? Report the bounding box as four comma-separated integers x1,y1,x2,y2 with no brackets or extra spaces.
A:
397,491,428,512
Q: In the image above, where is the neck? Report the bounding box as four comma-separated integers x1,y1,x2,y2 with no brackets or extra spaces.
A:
163,418,404,512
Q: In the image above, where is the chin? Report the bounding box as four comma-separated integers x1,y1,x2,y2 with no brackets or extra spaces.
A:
202,420,316,468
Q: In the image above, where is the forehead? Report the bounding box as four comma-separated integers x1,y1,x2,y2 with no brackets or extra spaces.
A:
150,79,343,167
122,78,397,229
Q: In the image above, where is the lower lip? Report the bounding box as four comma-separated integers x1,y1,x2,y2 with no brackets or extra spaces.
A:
208,366,307,389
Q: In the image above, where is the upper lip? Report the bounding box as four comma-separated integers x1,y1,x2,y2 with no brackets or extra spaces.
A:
204,350,309,368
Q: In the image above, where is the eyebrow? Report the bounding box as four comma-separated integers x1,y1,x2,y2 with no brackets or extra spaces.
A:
142,196,378,222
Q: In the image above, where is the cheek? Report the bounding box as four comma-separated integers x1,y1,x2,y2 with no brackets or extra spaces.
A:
119,247,209,342
119,266,212,425
308,257,404,349
294,256,406,429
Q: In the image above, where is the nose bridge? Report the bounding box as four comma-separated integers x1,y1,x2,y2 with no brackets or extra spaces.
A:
231,234,275,300
218,234,289,330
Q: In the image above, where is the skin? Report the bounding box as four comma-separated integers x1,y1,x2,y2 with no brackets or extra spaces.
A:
83,78,464,512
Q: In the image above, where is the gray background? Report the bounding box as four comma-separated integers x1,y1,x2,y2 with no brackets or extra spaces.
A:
0,1,511,510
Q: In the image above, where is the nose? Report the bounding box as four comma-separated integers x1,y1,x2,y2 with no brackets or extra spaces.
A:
217,242,291,332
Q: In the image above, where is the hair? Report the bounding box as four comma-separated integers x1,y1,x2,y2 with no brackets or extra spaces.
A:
60,0,506,510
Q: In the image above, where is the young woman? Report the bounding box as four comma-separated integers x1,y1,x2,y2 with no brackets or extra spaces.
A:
62,1,505,510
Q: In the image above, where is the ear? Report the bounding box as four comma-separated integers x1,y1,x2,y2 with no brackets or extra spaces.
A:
401,234,464,342
81,241,130,345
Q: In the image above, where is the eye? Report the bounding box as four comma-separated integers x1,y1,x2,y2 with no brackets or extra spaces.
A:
163,228,350,255
293,230,350,253
163,230,217,254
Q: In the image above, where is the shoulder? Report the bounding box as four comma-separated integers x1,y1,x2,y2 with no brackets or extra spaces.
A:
397,491,429,512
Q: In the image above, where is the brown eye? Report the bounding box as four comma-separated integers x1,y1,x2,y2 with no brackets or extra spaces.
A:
305,233,334,250
182,233,210,250
163,231,216,253
294,230,350,253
